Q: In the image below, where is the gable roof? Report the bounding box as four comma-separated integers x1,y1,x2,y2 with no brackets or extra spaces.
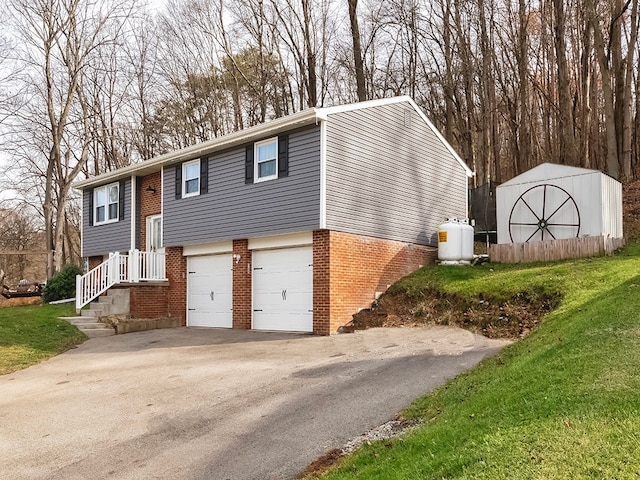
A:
498,163,611,188
75,96,472,189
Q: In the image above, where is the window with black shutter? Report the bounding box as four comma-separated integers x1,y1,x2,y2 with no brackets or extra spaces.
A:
176,158,207,198
246,135,289,184
91,182,121,225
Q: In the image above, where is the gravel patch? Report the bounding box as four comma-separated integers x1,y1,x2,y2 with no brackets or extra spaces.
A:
341,418,421,454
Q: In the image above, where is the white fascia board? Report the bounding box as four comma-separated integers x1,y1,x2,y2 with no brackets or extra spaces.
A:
317,96,474,178
319,118,327,229
160,168,164,246
130,175,136,251
75,96,472,190
80,191,84,258
316,95,415,116
405,98,474,178
74,108,321,190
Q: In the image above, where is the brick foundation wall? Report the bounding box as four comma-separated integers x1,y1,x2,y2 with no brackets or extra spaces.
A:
139,172,162,250
233,239,251,329
313,230,436,335
312,230,330,335
87,256,103,271
165,246,186,325
106,230,434,334
129,284,170,318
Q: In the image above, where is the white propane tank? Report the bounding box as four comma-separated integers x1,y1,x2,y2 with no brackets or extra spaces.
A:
438,218,474,265
438,218,462,263
460,218,475,262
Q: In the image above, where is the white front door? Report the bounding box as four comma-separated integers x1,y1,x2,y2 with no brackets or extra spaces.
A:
187,254,233,328
145,215,165,278
146,215,163,253
252,246,313,332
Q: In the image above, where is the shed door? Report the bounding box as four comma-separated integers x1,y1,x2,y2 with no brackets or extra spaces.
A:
187,254,233,328
252,247,313,332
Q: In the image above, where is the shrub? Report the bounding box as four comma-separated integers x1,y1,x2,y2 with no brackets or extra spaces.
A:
43,264,83,303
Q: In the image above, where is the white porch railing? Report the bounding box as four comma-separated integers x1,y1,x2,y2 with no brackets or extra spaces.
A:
75,249,167,313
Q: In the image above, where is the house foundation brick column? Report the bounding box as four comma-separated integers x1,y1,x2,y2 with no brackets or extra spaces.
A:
165,246,187,325
233,239,251,329
139,172,162,250
312,230,331,335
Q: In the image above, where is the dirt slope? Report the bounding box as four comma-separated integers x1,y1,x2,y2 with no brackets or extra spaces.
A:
351,177,640,340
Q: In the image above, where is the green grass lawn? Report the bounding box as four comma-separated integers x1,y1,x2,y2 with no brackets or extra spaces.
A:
313,243,640,479
0,303,86,375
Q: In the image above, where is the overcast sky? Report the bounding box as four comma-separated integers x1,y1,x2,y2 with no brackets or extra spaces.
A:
148,0,166,12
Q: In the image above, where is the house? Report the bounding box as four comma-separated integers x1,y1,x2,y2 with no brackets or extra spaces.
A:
75,96,472,335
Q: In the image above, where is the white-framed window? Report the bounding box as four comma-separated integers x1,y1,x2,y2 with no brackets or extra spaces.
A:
182,159,200,197
254,137,278,182
94,182,119,225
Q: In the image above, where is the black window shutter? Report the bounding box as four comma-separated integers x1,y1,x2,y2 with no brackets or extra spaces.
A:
278,134,289,178
88,189,94,226
119,180,126,221
245,145,254,184
175,165,182,199
200,158,208,194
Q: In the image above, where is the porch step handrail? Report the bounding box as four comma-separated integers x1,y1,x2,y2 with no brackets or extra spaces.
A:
75,252,123,313
75,250,167,313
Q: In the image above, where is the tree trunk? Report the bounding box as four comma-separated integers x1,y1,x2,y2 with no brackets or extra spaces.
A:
43,147,56,279
302,0,317,107
590,0,620,178
553,0,578,165
516,0,530,175
579,11,593,169
348,0,367,101
620,0,638,181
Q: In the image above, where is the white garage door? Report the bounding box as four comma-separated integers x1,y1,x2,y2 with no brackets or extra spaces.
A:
253,246,313,332
187,254,233,328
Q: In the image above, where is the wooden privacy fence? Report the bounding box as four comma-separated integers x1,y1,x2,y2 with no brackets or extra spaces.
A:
488,236,626,263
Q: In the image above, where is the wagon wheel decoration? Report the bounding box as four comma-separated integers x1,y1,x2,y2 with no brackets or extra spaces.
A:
508,184,580,243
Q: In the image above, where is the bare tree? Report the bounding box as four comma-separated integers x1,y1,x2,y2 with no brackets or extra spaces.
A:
0,204,45,282
268,0,327,108
348,0,367,101
587,0,638,180
8,0,133,276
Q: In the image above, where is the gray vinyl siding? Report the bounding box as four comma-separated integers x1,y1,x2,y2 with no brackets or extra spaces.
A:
325,102,468,246
82,179,132,257
163,125,321,246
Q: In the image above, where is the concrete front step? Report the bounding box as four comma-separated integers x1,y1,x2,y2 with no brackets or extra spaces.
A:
86,304,108,314
60,316,115,338
86,288,130,317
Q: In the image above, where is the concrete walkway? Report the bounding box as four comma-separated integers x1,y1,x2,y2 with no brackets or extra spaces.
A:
0,327,509,480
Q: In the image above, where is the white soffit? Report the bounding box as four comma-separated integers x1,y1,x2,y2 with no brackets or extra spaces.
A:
248,231,313,250
183,241,233,256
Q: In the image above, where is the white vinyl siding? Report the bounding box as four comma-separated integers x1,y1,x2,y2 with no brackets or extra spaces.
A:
325,102,468,246
94,183,119,225
255,137,278,182
183,159,200,197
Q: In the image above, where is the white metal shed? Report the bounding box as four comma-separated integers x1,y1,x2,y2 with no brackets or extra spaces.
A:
496,163,623,244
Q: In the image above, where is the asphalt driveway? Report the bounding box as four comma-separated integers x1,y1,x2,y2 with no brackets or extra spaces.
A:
0,326,509,480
